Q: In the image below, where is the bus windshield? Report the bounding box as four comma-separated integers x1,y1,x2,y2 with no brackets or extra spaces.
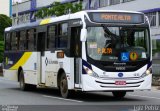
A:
86,26,150,62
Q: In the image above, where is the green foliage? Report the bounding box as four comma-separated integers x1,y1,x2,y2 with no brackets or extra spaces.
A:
52,2,66,16
0,14,12,40
0,14,11,62
0,41,4,51
71,2,82,13
35,1,82,18
35,7,49,19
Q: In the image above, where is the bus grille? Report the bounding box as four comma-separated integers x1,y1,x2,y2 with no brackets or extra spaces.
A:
95,80,144,88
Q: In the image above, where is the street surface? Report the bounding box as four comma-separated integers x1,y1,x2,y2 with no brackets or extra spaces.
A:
0,77,160,111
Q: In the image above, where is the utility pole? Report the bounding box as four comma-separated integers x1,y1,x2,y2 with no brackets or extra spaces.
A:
16,1,18,25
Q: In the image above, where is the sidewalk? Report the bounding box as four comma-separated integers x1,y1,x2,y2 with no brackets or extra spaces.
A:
152,86,160,90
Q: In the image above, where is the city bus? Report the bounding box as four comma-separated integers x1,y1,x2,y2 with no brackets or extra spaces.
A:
3,10,152,98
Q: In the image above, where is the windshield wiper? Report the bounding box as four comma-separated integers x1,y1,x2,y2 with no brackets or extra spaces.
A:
101,25,120,48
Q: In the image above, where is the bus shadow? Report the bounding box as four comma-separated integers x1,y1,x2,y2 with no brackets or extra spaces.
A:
11,87,146,102
70,92,145,102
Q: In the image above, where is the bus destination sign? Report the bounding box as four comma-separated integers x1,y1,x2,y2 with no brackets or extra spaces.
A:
88,12,145,24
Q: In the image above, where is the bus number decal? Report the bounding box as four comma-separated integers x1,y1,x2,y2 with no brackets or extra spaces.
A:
116,67,126,70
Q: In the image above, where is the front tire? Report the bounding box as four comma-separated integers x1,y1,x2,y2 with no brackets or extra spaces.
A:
59,72,71,98
112,91,126,99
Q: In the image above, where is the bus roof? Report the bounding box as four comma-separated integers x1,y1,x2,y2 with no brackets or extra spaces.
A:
5,10,144,32
84,10,143,14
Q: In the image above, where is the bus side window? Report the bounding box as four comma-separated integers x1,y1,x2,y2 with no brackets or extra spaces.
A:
47,25,56,50
20,31,26,50
71,27,81,57
57,23,68,48
5,33,11,51
11,32,19,50
17,32,20,50
27,29,36,51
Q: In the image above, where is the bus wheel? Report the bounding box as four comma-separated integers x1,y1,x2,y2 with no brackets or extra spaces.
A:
19,70,29,91
112,91,126,99
60,72,69,98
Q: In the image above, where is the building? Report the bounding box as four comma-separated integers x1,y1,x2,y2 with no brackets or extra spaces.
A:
0,0,12,16
12,0,82,25
12,0,160,75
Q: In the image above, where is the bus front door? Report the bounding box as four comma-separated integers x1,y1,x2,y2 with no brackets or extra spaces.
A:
71,26,82,87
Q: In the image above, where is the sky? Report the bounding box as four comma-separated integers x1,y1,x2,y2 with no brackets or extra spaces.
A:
0,0,10,16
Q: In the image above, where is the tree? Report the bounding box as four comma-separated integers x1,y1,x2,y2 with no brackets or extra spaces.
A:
35,1,82,18
0,14,12,62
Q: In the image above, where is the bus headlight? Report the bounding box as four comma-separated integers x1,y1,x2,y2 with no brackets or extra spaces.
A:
83,66,99,78
141,67,152,78
146,69,151,75
146,67,152,75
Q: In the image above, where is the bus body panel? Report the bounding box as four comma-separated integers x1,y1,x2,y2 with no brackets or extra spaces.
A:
18,52,38,85
3,70,18,81
41,51,75,89
81,64,152,91
43,51,59,87
3,52,39,85
91,64,147,78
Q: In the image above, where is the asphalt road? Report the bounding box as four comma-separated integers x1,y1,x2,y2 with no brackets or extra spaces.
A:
0,77,160,111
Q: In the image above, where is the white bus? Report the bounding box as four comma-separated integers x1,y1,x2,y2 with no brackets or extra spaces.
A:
3,10,152,98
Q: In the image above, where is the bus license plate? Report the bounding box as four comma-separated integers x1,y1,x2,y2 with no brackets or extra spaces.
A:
115,81,126,85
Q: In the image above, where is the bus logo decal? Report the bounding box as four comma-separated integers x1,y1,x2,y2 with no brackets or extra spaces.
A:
118,73,123,77
45,58,48,66
45,57,58,66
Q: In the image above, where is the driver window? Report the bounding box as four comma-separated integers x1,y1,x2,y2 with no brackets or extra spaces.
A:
135,32,144,45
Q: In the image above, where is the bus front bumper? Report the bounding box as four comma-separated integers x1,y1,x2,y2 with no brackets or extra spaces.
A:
81,74,152,92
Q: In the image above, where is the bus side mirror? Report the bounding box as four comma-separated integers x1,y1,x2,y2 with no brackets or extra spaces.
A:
80,29,87,42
